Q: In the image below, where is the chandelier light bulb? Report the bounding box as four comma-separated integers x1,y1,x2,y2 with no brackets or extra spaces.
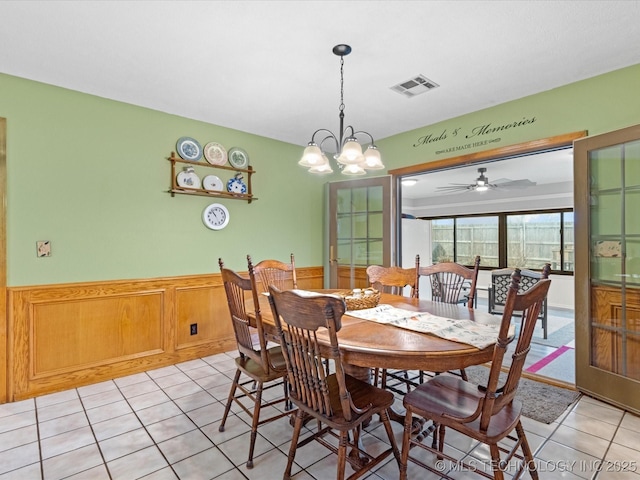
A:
298,143,324,167
342,163,367,176
309,154,334,174
337,139,364,165
362,145,384,170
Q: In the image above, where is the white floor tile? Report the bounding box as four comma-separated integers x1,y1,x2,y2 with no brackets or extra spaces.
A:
1,349,636,479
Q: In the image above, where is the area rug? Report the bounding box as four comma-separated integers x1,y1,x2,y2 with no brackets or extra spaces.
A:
463,365,581,424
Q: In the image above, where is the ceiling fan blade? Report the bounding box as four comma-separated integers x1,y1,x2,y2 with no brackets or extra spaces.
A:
492,178,537,189
436,183,475,189
435,184,474,191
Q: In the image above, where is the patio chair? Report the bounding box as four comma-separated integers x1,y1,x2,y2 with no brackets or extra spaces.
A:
488,263,551,339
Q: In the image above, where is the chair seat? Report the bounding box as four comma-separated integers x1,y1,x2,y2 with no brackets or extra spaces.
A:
235,345,287,382
293,374,396,429
404,374,522,443
290,373,396,430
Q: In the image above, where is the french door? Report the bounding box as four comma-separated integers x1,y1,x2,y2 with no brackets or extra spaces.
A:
327,176,392,289
574,124,640,414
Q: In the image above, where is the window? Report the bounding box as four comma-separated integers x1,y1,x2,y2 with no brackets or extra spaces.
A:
426,209,574,273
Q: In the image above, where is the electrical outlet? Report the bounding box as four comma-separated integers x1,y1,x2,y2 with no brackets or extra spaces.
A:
190,323,198,335
37,241,51,257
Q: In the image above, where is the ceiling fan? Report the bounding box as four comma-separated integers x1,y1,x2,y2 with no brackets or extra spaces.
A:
436,167,536,193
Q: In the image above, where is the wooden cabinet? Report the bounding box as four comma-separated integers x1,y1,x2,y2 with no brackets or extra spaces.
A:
169,152,256,203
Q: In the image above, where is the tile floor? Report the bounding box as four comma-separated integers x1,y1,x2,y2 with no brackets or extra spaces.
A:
1,350,639,480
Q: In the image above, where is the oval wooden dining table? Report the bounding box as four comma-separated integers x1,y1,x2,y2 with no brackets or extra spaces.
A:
253,291,499,381
253,291,501,428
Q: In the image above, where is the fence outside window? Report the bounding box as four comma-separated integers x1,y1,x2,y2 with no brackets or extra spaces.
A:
430,210,574,272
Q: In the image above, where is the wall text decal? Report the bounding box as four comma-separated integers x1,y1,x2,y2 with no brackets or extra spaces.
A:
413,116,537,155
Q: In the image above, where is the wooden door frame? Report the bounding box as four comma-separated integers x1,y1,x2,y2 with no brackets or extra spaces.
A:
0,118,7,403
389,131,587,266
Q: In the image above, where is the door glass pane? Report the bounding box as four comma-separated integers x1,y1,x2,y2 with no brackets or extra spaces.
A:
337,188,351,214
368,186,383,211
353,213,367,238
337,240,352,264
337,215,352,239
352,187,367,212
368,212,383,238
368,239,384,265
353,239,368,265
625,140,640,188
592,191,622,236
563,212,574,271
626,190,640,235
431,219,454,263
591,145,622,190
627,239,640,287
507,213,560,269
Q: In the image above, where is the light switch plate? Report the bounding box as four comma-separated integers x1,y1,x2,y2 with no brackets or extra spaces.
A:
37,241,51,257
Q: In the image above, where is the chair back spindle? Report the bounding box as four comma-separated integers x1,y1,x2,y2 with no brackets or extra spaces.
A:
417,255,480,309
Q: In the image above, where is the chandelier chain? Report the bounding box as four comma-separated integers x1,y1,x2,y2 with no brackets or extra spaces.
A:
339,56,345,113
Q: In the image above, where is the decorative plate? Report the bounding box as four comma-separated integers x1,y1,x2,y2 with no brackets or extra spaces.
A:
176,137,202,161
227,173,247,194
176,168,201,189
228,147,250,169
202,174,224,191
203,142,228,166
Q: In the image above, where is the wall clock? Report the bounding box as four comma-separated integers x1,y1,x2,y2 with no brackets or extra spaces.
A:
202,203,230,230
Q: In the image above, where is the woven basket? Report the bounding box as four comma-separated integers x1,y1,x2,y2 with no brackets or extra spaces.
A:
339,288,381,310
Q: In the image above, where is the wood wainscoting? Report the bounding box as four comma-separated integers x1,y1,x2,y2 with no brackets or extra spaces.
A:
6,266,323,402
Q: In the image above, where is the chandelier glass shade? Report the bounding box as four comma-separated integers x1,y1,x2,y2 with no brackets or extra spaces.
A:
298,44,384,176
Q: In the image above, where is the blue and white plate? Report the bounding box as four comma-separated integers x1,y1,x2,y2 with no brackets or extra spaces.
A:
176,136,202,161
227,175,247,194
176,169,201,189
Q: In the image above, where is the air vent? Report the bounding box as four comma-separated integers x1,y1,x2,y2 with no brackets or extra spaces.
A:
390,74,439,98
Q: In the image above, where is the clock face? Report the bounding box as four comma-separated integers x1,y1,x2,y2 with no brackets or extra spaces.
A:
202,203,230,230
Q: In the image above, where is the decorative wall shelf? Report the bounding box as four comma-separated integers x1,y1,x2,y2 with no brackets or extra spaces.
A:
169,152,256,203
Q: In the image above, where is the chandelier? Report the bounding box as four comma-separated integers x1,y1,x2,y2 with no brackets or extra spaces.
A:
298,44,385,175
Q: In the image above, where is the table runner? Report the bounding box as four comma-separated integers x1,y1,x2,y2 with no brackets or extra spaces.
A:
347,304,504,349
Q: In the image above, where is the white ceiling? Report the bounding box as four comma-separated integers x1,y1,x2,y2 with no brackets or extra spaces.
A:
2,1,640,152
401,148,574,199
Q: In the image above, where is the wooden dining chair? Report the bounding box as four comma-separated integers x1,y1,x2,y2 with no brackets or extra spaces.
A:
416,255,481,381
417,255,481,309
247,253,297,294
267,286,401,480
217,258,293,469
366,261,419,297
247,253,305,370
399,269,551,480
366,259,420,394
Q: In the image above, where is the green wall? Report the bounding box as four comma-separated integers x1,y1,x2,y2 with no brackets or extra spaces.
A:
1,74,325,285
378,64,640,169
2,63,639,286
